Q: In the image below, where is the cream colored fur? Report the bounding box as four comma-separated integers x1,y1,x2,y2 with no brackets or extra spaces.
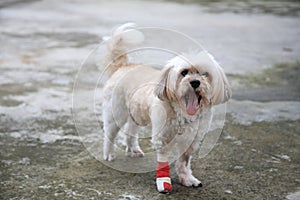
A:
101,23,231,188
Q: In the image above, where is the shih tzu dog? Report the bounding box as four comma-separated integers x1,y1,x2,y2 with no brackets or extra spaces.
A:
101,23,231,193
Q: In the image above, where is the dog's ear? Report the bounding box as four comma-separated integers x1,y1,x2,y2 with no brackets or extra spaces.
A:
194,51,231,105
211,65,232,105
154,66,174,101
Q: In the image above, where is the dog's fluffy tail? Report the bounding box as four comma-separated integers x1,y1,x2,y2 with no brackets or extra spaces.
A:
102,23,144,77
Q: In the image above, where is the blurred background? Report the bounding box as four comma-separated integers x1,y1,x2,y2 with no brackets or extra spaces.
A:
0,0,299,199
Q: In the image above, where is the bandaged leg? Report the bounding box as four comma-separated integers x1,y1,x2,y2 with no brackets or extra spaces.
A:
156,162,172,193
156,152,172,193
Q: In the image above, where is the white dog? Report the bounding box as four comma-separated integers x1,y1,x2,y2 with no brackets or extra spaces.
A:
101,23,231,193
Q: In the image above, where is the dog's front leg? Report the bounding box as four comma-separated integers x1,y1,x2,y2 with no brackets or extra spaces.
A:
174,129,208,187
175,109,212,187
151,128,173,193
150,104,173,193
175,149,202,187
155,146,172,193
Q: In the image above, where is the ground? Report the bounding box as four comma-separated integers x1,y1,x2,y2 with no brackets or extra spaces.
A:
0,0,300,199
1,120,300,199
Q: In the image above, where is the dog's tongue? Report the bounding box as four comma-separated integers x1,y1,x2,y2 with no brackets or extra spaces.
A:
186,91,198,115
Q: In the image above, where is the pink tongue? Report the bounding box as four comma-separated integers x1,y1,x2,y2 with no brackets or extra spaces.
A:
186,91,198,115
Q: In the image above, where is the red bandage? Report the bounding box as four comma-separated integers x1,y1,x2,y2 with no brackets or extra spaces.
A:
156,162,172,193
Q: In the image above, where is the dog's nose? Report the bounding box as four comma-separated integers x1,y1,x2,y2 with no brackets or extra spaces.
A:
190,80,200,89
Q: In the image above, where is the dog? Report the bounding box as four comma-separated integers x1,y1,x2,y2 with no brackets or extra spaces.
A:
101,23,231,193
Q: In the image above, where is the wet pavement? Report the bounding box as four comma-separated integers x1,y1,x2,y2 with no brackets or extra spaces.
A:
0,0,300,199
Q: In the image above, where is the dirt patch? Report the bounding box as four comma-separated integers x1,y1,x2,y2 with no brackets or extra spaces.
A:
1,120,299,199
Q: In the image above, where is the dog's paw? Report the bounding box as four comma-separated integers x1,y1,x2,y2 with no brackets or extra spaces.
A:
131,149,144,157
125,147,144,157
103,152,116,161
156,177,172,193
179,175,202,187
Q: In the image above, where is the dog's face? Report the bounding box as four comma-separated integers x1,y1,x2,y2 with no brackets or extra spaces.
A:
155,52,231,116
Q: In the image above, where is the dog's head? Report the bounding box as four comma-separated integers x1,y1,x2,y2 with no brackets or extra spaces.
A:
155,51,231,116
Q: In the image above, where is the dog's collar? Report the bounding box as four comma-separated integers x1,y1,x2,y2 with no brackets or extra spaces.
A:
177,125,184,135
177,115,188,135
177,113,202,135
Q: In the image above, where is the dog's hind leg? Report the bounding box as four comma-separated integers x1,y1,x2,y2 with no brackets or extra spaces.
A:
103,122,119,161
124,117,144,157
103,103,120,161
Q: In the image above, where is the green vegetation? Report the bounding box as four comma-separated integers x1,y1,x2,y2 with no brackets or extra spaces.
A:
229,61,300,89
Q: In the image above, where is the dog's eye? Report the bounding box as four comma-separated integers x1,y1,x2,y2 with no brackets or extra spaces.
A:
181,69,189,77
202,72,209,77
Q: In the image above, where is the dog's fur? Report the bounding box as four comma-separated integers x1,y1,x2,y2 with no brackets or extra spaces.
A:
101,23,231,189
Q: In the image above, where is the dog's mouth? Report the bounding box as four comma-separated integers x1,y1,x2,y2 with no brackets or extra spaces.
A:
183,90,202,116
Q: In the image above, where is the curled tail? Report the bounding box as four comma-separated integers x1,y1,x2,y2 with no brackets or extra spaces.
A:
102,23,144,77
